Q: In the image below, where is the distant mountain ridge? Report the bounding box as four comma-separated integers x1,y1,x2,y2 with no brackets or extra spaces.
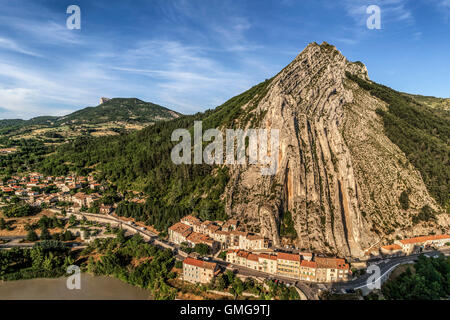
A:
56,98,181,125
0,98,181,140
1,98,180,127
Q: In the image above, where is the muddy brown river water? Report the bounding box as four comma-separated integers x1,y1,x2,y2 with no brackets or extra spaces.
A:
0,274,152,300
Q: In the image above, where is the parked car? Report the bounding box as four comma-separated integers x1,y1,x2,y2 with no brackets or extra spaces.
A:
345,289,355,294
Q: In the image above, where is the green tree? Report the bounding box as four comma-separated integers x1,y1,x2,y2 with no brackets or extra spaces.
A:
40,227,51,240
26,230,39,242
399,190,410,210
194,243,210,256
63,230,73,241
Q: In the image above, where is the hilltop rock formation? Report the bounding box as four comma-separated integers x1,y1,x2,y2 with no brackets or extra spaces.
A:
100,97,110,104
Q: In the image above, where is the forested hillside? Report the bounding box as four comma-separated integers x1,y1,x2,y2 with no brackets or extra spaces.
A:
56,98,180,125
37,80,272,230
0,98,180,143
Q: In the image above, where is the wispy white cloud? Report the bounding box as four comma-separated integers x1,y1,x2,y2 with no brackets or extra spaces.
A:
0,37,42,57
106,39,261,113
0,0,278,118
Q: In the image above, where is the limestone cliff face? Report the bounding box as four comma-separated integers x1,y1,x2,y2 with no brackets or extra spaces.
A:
223,42,448,257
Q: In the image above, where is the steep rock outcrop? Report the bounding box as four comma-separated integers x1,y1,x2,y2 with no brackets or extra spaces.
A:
224,42,446,257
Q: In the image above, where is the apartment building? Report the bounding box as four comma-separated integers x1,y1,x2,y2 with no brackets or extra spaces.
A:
183,257,219,284
299,260,317,281
226,249,350,283
277,252,301,279
258,253,278,274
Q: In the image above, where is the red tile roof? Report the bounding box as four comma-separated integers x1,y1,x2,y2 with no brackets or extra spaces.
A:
399,234,450,245
236,250,250,258
315,257,349,270
277,252,300,262
247,253,259,262
247,234,263,241
301,260,317,268
168,222,192,235
181,215,201,226
183,257,217,270
259,253,277,261
381,244,402,251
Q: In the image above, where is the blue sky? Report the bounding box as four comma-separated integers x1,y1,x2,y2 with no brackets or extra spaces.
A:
0,0,449,119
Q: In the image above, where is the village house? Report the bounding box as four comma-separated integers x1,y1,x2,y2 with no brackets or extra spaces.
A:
70,192,99,208
2,187,14,193
380,244,403,257
242,234,268,250
206,223,221,238
396,234,450,254
86,193,100,206
100,205,113,214
277,252,301,279
180,215,202,230
315,257,350,282
59,184,70,193
227,231,269,251
183,257,219,284
199,220,214,234
90,183,101,190
173,214,268,251
226,249,349,283
211,230,230,248
168,222,193,245
222,219,238,232
258,253,278,274
299,252,313,261
14,189,26,196
299,260,317,281
72,192,88,207
43,195,59,204
186,232,219,253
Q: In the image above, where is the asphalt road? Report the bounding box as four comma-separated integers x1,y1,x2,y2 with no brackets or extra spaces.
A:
332,248,450,291
6,210,447,300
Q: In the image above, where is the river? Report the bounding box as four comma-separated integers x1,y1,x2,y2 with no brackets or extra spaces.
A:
0,274,152,300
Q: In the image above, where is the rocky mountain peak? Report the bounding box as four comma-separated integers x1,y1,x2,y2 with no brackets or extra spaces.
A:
224,42,445,258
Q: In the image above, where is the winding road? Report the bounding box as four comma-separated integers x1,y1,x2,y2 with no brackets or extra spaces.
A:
5,210,447,300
